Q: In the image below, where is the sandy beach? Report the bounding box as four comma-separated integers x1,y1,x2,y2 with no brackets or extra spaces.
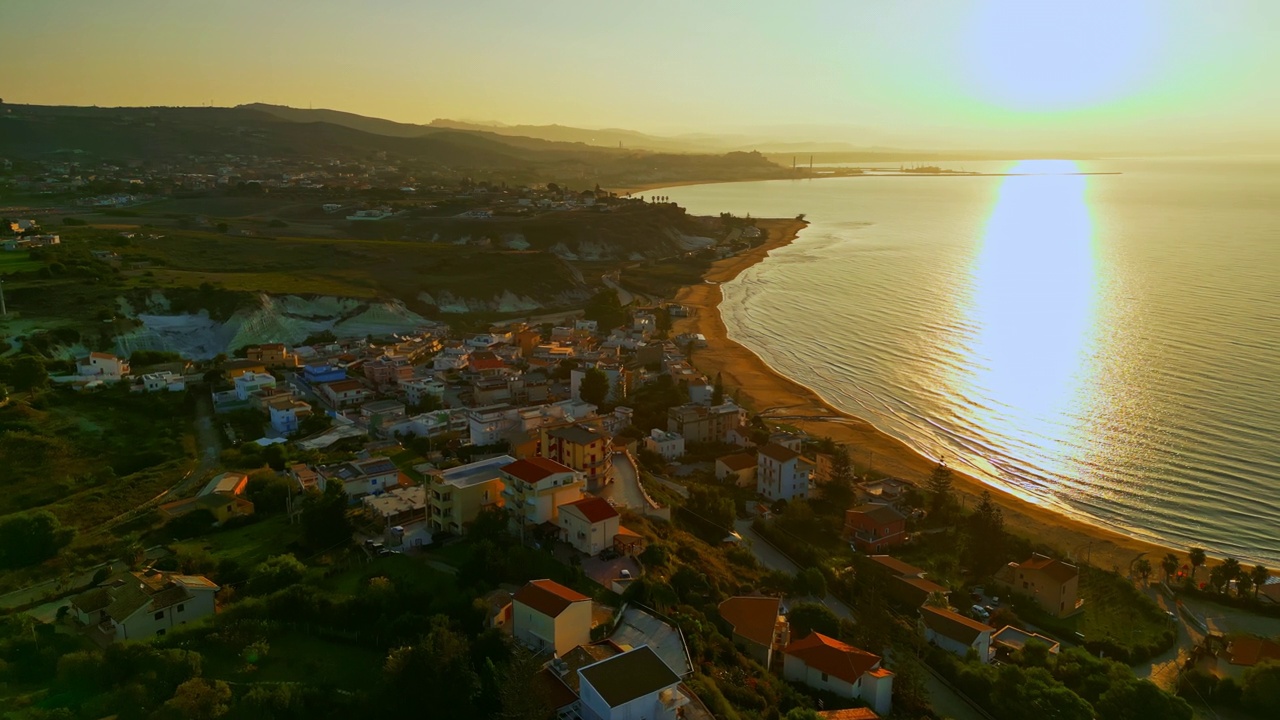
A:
672,217,1188,574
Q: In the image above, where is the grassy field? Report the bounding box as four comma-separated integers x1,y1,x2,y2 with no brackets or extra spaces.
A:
171,515,305,570
0,253,43,275
620,255,712,298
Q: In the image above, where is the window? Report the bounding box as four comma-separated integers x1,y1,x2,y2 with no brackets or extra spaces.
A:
177,604,185,613
821,672,828,682
154,611,164,620
157,628,166,636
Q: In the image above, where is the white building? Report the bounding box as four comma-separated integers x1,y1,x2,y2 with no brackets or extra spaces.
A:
756,443,814,502
558,496,621,556
268,398,312,436
76,352,130,382
578,646,689,720
643,429,685,462
512,579,592,656
386,408,470,439
140,371,185,392
920,605,994,662
318,457,401,501
782,632,893,716
233,371,277,401
69,573,219,642
433,345,471,371
400,377,445,407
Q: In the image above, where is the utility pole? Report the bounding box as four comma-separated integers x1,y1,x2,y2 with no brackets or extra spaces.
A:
0,279,6,317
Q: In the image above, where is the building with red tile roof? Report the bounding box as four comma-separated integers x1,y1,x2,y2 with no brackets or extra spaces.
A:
558,496,621,555
718,596,789,668
512,579,592,656
783,632,893,716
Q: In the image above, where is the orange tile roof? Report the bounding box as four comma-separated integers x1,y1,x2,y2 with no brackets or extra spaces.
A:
502,457,575,483
758,443,802,463
920,605,994,644
718,596,782,648
563,496,619,524
847,503,906,526
1226,635,1280,666
717,453,758,471
869,555,925,577
783,632,882,685
512,579,590,618
817,709,879,720
615,525,642,538
1017,554,1079,584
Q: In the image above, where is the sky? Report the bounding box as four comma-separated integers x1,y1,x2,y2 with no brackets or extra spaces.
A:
5,0,1279,154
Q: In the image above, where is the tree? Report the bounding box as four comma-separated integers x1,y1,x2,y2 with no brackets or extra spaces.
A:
966,490,1006,574
496,644,554,720
787,602,840,639
1095,678,1192,720
822,445,855,512
1222,557,1242,587
1161,553,1180,583
0,511,75,568
794,567,828,599
1208,564,1229,594
247,554,306,595
711,372,724,405
164,677,232,720
383,616,479,717
1135,558,1152,585
579,367,609,407
300,482,351,552
9,356,49,393
1251,564,1270,599
1242,660,1280,716
926,462,954,518
1188,547,1206,582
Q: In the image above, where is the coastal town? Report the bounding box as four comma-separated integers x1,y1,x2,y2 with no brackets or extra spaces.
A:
1,106,1279,720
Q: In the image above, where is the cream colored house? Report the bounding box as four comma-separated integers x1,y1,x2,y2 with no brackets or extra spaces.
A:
427,455,510,534
500,457,584,528
70,572,219,642
512,578,592,656
558,496,620,556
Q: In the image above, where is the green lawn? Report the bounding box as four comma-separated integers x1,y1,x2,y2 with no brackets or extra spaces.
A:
0,252,42,275
171,515,304,569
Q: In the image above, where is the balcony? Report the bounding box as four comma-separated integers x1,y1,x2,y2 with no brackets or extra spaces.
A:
658,686,690,711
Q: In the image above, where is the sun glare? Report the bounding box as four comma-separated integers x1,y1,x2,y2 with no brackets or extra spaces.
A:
967,1,1158,112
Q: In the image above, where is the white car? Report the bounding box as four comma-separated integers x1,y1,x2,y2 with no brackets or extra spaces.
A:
971,605,991,620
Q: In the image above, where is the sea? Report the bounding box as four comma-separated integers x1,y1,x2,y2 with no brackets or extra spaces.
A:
649,158,1280,564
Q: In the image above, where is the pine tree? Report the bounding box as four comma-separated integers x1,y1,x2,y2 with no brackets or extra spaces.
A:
926,462,954,518
711,372,724,405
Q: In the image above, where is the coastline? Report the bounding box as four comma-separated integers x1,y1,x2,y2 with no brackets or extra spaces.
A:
673,217,1185,573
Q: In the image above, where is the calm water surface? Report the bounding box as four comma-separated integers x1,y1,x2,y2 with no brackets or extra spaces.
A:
652,159,1280,563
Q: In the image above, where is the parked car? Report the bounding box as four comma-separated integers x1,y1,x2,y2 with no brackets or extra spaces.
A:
599,548,619,561
971,605,991,620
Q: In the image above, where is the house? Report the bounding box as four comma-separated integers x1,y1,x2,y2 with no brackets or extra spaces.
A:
1225,635,1280,667
991,625,1061,658
844,503,908,553
433,345,470,371
158,471,254,524
541,423,613,491
318,457,402,500
994,553,1082,618
666,401,745,443
362,486,427,528
233,371,277,401
757,443,814,502
578,645,689,720
783,632,894,716
919,605,994,662
643,429,684,462
399,377,445,407
858,477,911,505
76,352,130,381
865,555,949,608
500,457,584,528
70,572,219,642
319,379,373,409
718,596,790,669
427,455,509,535
816,710,880,720
716,452,758,487
360,398,407,429
512,579,592,656
558,496,621,556
245,343,299,368
290,463,321,493
303,362,347,384
224,359,268,379
267,397,312,436
363,354,413,388
140,371,185,393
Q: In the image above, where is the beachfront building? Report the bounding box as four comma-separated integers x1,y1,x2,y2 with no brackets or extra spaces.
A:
844,503,909,553
666,401,746,444
756,443,814,502
994,553,1082,618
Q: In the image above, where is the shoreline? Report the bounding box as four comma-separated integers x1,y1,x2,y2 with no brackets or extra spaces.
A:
612,171,1122,196
673,217,1189,574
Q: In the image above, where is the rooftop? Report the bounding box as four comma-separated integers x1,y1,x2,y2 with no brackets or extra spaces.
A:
717,453,757,472
718,596,783,648
869,555,926,578
610,606,692,677
758,442,802,463
512,579,590,618
1016,553,1080,584
578,645,680,708
783,632,883,686
548,424,606,445
848,503,907,526
562,496,619,524
436,454,517,488
920,605,994,644
502,457,576,484
992,625,1061,654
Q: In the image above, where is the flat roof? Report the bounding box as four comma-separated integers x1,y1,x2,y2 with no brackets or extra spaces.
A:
437,454,517,488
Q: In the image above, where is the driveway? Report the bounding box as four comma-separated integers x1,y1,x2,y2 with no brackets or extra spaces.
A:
582,555,640,590
733,519,855,622
600,453,646,509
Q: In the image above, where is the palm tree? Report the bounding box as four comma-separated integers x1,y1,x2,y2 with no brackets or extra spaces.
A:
1135,558,1153,586
1237,573,1254,598
1208,564,1229,594
1189,547,1207,582
1161,553,1180,583
1222,557,1242,589
1250,564,1269,600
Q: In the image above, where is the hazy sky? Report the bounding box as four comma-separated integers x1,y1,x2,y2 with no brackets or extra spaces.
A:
6,0,1278,152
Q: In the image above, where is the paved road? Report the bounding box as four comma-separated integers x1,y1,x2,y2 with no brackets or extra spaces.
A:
600,453,646,509
601,273,636,307
733,519,855,622
649,475,690,499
